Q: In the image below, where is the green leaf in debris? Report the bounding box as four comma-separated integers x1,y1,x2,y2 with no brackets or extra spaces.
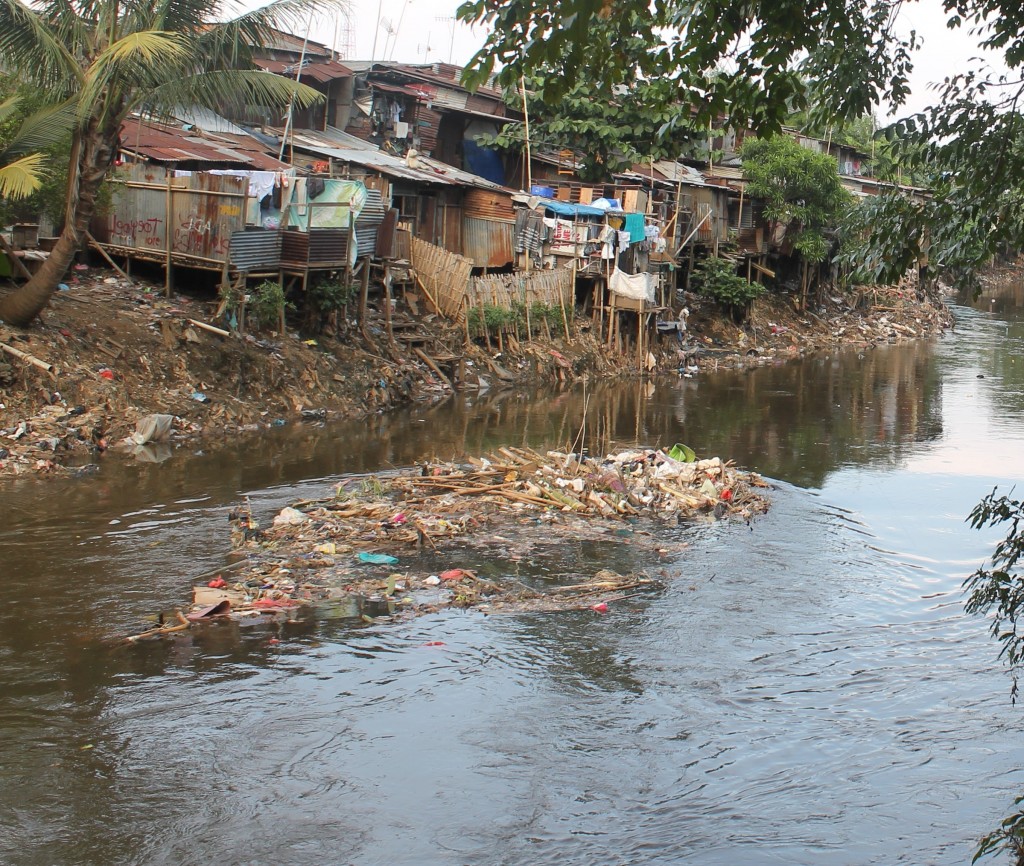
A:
667,443,696,463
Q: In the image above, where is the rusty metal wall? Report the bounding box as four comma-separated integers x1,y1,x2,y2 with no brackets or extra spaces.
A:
99,165,252,269
463,188,515,221
462,217,514,268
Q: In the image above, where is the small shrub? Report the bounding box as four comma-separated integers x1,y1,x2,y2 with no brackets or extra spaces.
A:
308,277,356,314
690,255,764,317
250,280,287,331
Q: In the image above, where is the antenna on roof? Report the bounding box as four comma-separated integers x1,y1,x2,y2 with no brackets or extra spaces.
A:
336,10,356,60
379,17,397,60
434,15,456,64
417,32,433,64
387,0,413,60
370,0,384,62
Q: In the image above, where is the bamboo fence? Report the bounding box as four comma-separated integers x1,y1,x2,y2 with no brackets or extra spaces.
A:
468,267,573,312
410,236,475,322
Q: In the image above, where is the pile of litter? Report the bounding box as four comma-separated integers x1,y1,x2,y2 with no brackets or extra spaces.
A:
126,446,770,640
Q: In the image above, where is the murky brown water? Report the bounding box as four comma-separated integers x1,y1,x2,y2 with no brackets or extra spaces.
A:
3,291,1024,865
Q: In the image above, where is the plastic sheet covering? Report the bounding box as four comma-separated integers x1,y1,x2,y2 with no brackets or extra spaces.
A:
609,268,654,303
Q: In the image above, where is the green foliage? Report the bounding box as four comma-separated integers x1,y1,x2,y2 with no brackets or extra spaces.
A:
690,256,763,314
965,489,1024,699
836,180,995,293
486,19,699,181
458,0,917,140
0,77,74,218
467,301,561,337
741,135,851,263
250,280,287,331
530,300,568,330
308,276,356,314
972,797,1024,864
836,192,928,288
965,489,1024,863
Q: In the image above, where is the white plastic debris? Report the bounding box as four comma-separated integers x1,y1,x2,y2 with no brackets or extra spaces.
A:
273,506,309,526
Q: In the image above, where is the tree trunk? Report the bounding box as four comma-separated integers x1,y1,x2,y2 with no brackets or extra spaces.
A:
0,114,118,327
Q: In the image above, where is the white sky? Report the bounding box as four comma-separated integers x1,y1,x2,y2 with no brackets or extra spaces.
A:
308,0,482,67
303,0,1009,121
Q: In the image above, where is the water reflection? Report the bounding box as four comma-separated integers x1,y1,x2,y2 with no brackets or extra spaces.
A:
3,300,1024,865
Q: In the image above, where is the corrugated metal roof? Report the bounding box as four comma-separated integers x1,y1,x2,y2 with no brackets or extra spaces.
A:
120,118,289,169
385,63,504,100
285,129,454,185
283,126,510,190
703,165,746,185
261,29,332,57
174,107,250,136
257,57,352,83
650,160,708,186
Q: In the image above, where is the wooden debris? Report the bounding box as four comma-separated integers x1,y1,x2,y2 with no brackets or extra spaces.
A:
1,341,54,374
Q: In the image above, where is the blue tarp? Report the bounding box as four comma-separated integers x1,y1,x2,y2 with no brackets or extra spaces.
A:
537,198,607,218
463,139,506,186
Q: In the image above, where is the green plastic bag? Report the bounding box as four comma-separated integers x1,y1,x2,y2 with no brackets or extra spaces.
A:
667,443,696,463
357,552,399,565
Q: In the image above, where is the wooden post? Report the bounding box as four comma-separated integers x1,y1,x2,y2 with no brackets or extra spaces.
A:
164,172,173,297
563,258,575,342
636,308,643,371
85,232,130,280
523,279,532,340
383,263,394,346
358,255,370,326
521,74,533,193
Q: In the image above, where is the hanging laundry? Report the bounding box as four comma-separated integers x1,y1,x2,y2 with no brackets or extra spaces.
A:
514,209,545,255
609,268,655,303
624,212,646,244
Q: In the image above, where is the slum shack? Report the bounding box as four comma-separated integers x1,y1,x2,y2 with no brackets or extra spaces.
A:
125,446,770,640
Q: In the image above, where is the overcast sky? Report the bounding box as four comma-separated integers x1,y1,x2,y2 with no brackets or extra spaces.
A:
304,0,1008,121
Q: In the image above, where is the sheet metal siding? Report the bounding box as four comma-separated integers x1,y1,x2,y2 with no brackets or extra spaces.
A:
102,165,247,266
430,87,469,111
463,217,514,268
229,228,282,270
281,228,350,266
463,188,515,221
354,188,386,257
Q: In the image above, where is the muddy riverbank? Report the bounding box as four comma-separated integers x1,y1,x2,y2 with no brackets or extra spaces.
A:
0,268,952,476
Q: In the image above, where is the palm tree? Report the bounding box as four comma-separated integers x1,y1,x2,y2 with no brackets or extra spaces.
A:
0,0,343,327
0,97,55,201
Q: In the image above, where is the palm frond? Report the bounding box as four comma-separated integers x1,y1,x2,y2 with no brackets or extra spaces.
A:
151,0,228,34
0,0,82,94
0,152,47,199
0,97,20,126
144,69,323,119
5,99,78,155
78,31,192,118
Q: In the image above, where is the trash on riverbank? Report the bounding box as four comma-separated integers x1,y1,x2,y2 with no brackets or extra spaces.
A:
122,446,770,640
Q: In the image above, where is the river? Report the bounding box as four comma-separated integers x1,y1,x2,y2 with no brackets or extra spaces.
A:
2,288,1023,865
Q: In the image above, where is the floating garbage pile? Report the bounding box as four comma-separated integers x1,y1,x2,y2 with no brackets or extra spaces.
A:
127,446,770,640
